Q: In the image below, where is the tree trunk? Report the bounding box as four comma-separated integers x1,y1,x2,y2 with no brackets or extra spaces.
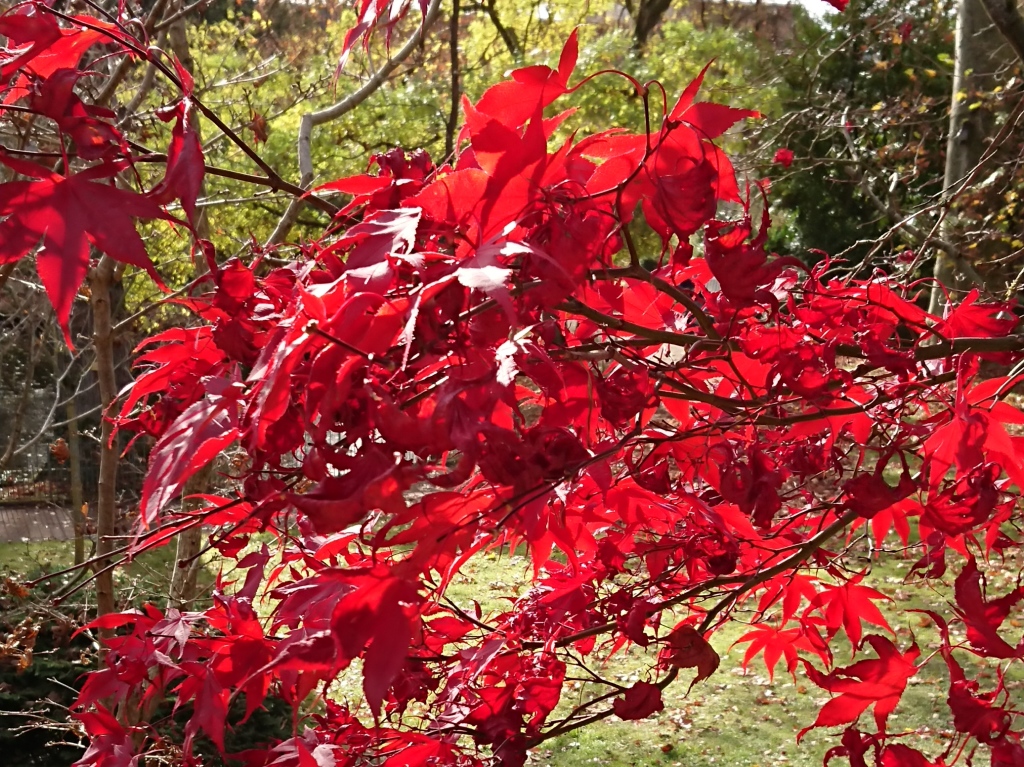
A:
89,256,118,640
929,0,1004,315
979,0,1024,65
483,0,521,60
168,464,214,610
634,0,673,50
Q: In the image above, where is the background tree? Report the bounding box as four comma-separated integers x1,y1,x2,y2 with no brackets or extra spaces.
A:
764,0,1024,305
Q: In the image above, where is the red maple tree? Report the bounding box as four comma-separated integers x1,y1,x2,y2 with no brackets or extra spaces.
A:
3,3,1024,766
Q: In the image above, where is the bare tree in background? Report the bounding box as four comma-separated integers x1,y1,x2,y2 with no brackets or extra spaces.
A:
929,0,1010,314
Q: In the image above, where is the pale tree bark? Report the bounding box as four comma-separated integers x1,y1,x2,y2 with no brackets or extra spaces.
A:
929,0,1006,315
266,0,443,246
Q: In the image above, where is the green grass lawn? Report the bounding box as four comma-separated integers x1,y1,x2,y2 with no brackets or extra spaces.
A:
441,549,1020,767
0,537,215,610
3,537,1020,767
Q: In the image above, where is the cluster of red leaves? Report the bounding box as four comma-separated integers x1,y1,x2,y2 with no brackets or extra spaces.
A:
0,5,200,341
3,5,1024,767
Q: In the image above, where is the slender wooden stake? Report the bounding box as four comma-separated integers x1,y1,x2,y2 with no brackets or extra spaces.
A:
66,396,85,567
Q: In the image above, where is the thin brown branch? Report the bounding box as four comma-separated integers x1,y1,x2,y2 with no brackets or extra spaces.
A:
698,510,860,632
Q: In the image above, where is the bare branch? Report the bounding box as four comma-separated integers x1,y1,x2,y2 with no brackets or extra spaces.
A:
96,0,172,106
444,0,461,158
482,0,522,60
266,0,444,246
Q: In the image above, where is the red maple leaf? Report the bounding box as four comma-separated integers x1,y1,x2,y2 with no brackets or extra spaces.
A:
0,11,62,83
139,378,241,526
337,0,430,72
991,737,1024,767
149,57,205,225
659,623,720,690
773,147,795,167
0,154,166,340
28,68,123,160
799,635,920,738
327,567,422,715
953,557,1024,659
71,705,137,767
733,625,805,681
3,10,126,105
612,681,665,720
806,577,893,650
879,745,940,767
935,289,1018,340
176,665,229,754
843,466,917,520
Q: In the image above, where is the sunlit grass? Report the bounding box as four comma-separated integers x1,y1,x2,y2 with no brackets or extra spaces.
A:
441,547,1023,767
4,536,1022,767
0,537,216,611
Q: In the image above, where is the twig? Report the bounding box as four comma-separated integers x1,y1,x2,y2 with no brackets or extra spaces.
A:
154,0,212,32
95,0,172,106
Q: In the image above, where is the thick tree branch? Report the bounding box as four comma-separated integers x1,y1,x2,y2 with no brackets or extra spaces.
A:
445,0,461,158
979,0,1024,64
562,297,1024,363
266,0,443,246
482,0,522,60
88,256,119,648
929,0,1004,314
633,0,673,50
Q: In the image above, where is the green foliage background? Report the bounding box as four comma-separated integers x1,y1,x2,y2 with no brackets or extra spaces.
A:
125,0,801,311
